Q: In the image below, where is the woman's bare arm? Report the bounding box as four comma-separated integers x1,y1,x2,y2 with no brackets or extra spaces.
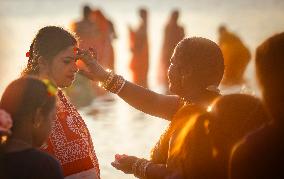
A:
76,51,180,121
118,81,180,120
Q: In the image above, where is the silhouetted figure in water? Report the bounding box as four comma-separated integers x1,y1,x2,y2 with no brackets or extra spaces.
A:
69,5,97,106
91,9,117,71
230,32,284,179
159,10,185,93
71,5,100,50
129,8,149,88
218,25,251,86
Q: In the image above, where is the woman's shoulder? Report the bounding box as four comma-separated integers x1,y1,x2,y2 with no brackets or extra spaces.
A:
29,148,59,161
26,149,64,178
9,148,61,167
1,148,63,179
231,123,283,167
172,103,204,124
243,123,281,146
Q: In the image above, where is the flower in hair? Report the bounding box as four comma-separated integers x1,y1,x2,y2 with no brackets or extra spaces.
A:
26,51,30,58
41,79,57,96
0,109,13,134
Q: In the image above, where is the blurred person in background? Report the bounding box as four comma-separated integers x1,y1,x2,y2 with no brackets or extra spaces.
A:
230,32,284,179
71,5,100,50
91,9,117,71
218,25,251,87
68,5,98,107
129,8,149,88
200,94,269,179
159,10,185,93
155,94,269,179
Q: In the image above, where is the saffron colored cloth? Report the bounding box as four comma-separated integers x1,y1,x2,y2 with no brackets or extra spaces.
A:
129,24,149,88
41,90,100,178
150,103,204,165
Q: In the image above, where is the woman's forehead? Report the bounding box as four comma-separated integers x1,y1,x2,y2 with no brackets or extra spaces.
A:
57,46,76,57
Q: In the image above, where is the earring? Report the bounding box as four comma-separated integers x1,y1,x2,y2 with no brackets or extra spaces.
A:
34,123,40,128
181,75,185,87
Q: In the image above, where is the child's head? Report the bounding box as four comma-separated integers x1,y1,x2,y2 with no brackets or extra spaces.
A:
0,77,57,147
255,32,284,120
208,94,269,148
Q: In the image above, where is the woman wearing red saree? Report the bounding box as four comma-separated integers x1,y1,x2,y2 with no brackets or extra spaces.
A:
21,26,100,179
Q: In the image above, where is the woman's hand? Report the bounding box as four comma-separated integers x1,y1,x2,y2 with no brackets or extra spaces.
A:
111,154,139,174
75,48,108,82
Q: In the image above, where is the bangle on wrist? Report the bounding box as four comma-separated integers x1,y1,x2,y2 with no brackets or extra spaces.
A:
132,158,151,179
99,73,126,94
98,70,115,89
108,75,126,94
132,159,140,176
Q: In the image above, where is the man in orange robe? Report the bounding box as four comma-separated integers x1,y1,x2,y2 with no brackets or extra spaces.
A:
129,8,149,88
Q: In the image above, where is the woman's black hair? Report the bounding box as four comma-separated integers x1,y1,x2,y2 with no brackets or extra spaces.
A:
22,26,78,76
0,77,56,134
